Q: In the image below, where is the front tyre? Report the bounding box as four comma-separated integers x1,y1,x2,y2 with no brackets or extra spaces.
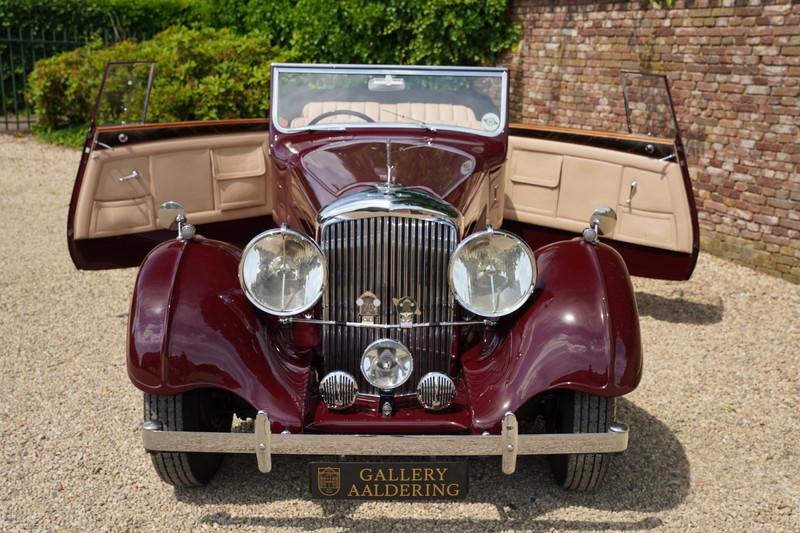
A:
144,391,233,487
547,390,616,491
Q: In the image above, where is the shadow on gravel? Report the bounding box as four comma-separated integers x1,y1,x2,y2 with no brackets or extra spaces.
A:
636,291,723,324
176,399,689,530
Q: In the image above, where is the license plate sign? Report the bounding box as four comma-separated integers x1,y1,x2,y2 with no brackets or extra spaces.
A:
310,461,468,499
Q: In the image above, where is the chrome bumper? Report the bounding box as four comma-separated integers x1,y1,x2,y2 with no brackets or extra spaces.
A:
142,411,629,475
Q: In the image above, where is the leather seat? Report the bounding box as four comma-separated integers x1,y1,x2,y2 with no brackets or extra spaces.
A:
290,101,486,130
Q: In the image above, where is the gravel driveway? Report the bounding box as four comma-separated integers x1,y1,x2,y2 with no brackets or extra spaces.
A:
0,134,798,532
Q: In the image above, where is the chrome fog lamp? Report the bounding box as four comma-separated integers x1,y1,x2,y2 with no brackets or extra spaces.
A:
239,225,326,316
448,226,536,318
417,372,456,411
360,339,413,390
319,371,358,409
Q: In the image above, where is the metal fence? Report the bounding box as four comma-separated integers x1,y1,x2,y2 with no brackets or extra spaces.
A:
0,27,151,131
0,28,87,130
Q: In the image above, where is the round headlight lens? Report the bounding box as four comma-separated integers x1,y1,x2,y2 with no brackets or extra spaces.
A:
448,228,536,318
239,227,325,316
361,339,413,390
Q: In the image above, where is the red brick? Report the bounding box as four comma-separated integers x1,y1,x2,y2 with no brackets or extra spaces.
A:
501,0,799,282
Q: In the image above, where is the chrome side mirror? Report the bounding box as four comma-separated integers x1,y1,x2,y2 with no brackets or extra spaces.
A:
591,207,617,235
583,207,617,244
158,201,185,230
158,201,195,240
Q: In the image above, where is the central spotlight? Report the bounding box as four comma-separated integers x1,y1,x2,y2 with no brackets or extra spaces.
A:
360,339,413,390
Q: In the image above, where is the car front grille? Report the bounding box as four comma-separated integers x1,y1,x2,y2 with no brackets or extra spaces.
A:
320,215,457,395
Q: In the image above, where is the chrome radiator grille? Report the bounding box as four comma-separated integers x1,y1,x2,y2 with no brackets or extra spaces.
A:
320,216,457,395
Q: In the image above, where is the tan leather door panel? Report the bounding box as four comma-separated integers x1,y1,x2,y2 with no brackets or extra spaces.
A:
212,145,268,210
73,132,271,240
503,136,692,254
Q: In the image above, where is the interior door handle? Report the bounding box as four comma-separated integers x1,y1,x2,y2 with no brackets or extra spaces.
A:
119,170,141,182
625,180,638,205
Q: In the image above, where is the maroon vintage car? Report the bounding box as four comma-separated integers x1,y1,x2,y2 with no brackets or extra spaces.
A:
68,63,697,496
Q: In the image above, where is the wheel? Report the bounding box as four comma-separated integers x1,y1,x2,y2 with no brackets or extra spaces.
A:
546,390,616,491
144,391,233,487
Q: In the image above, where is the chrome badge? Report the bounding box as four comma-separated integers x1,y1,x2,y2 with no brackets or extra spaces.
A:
357,291,381,324
393,296,421,328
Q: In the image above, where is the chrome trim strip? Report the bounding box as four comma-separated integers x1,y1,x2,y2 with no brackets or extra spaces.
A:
142,412,630,475
272,62,508,73
277,122,505,137
316,187,462,237
281,317,487,329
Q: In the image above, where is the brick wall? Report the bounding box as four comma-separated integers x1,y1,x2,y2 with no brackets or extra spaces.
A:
500,0,799,282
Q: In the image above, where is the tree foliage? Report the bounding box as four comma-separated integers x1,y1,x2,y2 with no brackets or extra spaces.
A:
180,0,519,66
25,0,520,132
28,27,287,128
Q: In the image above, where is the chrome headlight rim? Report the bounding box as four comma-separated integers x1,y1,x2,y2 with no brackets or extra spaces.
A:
238,226,327,317
447,227,536,318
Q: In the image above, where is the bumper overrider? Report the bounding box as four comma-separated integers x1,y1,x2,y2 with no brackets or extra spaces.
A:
142,412,629,474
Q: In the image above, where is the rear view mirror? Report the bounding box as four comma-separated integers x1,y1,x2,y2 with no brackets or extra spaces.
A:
368,75,406,91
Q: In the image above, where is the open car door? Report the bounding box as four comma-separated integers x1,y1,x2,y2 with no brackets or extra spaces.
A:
67,62,274,270
500,72,699,280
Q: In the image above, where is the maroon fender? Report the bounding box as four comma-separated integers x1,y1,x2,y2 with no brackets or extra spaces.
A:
462,238,642,433
127,238,311,432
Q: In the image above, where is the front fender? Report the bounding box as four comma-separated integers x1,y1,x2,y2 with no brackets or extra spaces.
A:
127,238,310,431
463,238,642,432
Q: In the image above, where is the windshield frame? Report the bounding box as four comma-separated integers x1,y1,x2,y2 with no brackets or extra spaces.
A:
270,63,508,138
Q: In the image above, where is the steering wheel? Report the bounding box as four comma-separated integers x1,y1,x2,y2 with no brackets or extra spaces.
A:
307,109,375,126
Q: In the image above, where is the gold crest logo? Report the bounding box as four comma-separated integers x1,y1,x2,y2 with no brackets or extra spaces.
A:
356,291,380,324
393,296,421,327
317,466,341,497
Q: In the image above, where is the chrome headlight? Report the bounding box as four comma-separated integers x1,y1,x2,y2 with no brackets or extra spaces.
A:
361,339,413,390
448,227,536,318
239,226,326,316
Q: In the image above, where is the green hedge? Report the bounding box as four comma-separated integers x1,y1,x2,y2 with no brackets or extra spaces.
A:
191,0,519,65
28,27,288,128
27,0,519,135
0,0,194,38
3,0,520,62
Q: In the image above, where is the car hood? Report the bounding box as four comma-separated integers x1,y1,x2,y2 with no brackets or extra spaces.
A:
299,138,481,199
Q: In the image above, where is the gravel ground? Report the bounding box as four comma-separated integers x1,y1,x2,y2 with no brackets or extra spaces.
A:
0,133,798,532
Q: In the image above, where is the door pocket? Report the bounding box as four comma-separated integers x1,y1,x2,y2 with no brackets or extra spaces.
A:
616,209,678,251
505,150,563,217
91,195,154,237
211,145,267,211
216,176,266,210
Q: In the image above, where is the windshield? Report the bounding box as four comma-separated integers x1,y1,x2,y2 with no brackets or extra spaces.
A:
271,64,507,136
